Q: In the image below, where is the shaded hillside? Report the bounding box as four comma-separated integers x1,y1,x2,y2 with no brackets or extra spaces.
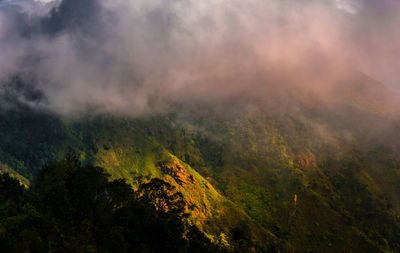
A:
0,76,400,252
0,160,227,253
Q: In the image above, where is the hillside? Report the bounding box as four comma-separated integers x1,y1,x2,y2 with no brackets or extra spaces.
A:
0,74,400,252
1,0,400,251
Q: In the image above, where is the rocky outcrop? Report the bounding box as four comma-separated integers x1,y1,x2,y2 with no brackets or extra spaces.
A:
157,160,196,186
297,151,316,170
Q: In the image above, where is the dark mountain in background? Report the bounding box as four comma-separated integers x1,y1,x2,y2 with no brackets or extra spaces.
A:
1,0,400,251
0,72,400,252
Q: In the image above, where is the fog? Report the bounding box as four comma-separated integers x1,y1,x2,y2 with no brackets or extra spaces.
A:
0,0,399,116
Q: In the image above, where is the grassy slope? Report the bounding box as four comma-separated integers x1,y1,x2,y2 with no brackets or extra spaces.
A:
0,79,399,251
91,121,276,245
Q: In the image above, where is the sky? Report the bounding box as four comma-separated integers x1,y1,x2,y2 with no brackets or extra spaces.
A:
0,0,399,116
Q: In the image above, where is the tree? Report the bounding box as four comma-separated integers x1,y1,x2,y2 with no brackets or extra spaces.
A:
0,160,223,252
137,178,188,218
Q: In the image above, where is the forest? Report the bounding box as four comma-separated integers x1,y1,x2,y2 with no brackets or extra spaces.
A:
0,156,239,252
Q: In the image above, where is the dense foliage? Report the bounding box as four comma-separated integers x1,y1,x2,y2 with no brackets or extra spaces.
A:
1,101,400,252
0,159,224,253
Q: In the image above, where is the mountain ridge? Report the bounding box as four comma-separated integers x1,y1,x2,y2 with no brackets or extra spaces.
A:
0,73,399,251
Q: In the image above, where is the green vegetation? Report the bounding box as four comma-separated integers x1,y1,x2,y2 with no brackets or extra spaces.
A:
0,158,226,252
0,101,400,252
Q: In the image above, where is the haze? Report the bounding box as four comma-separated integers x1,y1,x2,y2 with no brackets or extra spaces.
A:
0,0,399,116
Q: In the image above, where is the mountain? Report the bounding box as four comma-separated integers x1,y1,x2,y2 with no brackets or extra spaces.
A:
0,73,400,252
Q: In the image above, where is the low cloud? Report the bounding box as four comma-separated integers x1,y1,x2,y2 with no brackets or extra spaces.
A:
0,0,399,116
